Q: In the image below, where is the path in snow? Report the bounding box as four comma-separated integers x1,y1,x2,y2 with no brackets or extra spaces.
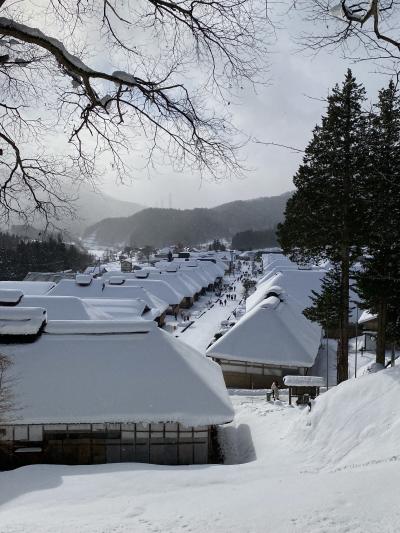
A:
1,391,400,533
177,277,242,353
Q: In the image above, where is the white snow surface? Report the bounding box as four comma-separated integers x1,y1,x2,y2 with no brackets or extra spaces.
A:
358,309,378,324
0,289,23,304
82,298,157,321
106,278,184,306
207,295,322,367
48,280,169,315
0,307,46,335
2,371,400,532
16,296,111,320
292,366,400,471
247,270,326,313
2,322,233,426
0,281,55,295
283,375,326,387
120,269,199,299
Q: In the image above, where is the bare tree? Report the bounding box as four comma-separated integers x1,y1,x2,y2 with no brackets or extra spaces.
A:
0,1,267,225
299,0,400,64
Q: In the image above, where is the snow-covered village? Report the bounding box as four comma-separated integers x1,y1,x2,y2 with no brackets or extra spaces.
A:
1,1,400,533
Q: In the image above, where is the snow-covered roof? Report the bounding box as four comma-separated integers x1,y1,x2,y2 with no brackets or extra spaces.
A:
2,320,234,426
24,272,76,282
207,295,322,367
283,375,326,387
246,270,326,313
107,278,184,306
0,307,47,335
119,270,197,299
358,310,378,325
0,281,55,295
176,272,201,294
179,268,209,289
153,273,196,298
16,296,111,321
75,274,93,286
48,279,169,314
0,289,23,304
83,298,156,321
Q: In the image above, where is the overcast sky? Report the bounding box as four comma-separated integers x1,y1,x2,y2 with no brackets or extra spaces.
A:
21,2,388,212
97,13,386,210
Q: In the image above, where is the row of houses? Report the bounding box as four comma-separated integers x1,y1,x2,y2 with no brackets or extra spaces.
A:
0,253,232,468
207,254,327,388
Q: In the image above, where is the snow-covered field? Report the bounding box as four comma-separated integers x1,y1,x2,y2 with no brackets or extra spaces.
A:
1,266,400,532
1,369,400,533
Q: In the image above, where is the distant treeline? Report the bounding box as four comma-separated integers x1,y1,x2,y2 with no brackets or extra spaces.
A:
0,232,93,280
232,228,278,250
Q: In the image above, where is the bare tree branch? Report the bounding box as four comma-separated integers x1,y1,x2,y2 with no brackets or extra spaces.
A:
0,0,268,223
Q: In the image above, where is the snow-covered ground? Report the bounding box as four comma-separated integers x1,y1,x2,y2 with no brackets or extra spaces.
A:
2,264,400,532
177,279,241,353
2,369,400,532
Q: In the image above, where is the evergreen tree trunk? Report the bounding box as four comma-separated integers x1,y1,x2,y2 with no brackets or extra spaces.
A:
376,299,387,365
338,252,350,382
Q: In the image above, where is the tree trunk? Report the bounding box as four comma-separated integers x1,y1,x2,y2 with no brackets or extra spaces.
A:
337,253,349,383
376,299,387,366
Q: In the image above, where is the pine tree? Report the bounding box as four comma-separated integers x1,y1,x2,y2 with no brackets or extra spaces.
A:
277,70,368,383
355,80,400,365
304,266,343,332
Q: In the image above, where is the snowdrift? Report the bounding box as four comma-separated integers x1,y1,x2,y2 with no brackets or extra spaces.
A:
292,366,400,471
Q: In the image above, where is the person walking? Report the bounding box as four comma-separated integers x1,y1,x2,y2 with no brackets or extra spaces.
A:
271,381,279,401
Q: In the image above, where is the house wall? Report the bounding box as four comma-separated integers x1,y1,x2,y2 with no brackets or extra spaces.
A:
216,358,306,388
181,296,194,309
156,312,167,327
0,422,214,469
166,304,180,316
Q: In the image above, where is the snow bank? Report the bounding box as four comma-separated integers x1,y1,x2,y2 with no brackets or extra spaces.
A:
292,366,400,470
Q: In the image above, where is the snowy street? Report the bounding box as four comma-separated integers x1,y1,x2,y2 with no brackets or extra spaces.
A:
177,278,242,353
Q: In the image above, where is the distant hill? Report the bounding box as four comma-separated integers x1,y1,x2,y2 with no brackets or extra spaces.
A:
63,186,144,236
4,185,144,239
83,192,292,248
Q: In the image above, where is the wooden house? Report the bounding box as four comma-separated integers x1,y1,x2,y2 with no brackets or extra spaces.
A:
0,311,234,469
207,294,322,389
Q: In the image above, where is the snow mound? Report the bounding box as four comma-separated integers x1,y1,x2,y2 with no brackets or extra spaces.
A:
292,366,400,471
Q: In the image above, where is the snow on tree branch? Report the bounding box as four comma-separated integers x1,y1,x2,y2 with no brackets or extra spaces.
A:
0,0,267,223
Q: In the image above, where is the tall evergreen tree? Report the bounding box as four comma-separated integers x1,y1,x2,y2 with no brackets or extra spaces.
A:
277,70,368,383
304,265,344,333
355,80,400,364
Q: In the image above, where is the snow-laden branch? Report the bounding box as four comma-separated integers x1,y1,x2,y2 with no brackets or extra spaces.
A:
0,17,179,99
0,0,265,223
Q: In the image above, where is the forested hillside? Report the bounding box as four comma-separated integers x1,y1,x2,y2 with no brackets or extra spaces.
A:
0,233,93,280
84,192,291,247
231,228,278,250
